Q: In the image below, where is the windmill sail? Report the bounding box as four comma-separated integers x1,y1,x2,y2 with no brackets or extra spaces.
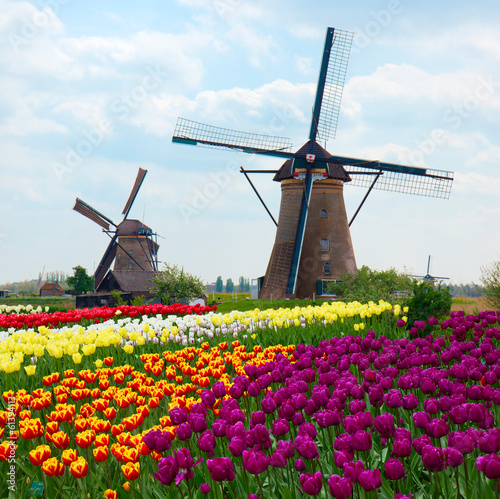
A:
310,28,353,142
94,235,119,289
73,198,115,230
173,118,294,158
122,168,148,218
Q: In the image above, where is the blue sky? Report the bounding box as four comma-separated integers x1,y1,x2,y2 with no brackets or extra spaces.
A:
1,0,500,286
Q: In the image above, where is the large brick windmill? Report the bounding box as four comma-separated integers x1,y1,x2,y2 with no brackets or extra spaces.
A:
172,27,454,299
73,168,159,290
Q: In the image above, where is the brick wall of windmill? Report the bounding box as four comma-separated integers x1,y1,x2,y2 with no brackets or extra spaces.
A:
114,236,155,272
259,178,357,299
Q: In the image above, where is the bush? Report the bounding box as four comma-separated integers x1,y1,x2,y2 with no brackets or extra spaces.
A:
327,266,414,303
480,260,500,310
404,281,451,332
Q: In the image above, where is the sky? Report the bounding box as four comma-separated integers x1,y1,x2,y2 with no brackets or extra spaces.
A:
1,0,500,287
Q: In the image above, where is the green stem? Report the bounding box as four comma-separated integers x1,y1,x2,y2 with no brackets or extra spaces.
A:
463,460,469,499
257,474,265,499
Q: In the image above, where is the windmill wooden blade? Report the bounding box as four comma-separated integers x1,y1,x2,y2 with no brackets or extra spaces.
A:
94,235,119,289
73,198,115,230
172,118,295,159
329,155,454,199
122,168,148,219
309,27,353,142
286,159,314,295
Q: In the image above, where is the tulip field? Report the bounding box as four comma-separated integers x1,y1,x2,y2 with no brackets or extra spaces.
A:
2,300,500,498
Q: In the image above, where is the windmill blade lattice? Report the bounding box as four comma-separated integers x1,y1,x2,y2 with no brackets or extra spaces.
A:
344,165,453,199
313,28,353,142
173,118,294,157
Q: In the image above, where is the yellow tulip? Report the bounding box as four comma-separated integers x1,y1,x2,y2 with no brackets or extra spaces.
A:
24,365,36,376
72,353,82,364
123,344,134,354
94,359,103,368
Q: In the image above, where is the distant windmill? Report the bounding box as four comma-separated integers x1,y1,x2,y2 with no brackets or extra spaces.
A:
73,168,159,290
410,255,449,283
172,27,454,299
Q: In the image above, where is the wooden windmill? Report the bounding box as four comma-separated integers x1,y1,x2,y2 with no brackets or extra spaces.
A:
73,167,159,290
172,27,454,299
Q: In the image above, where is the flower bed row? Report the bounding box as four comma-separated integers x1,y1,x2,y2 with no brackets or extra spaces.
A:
0,303,216,332
0,301,400,376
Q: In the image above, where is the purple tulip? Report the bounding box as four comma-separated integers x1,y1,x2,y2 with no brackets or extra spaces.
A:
228,436,246,457
169,407,188,425
448,431,475,455
300,472,323,496
206,457,235,482
374,413,396,439
392,438,411,458
425,418,449,439
384,458,405,480
334,450,353,469
188,412,207,434
477,454,500,479
272,418,290,437
343,460,364,483
243,449,270,475
153,456,179,486
212,420,226,438
200,389,216,407
444,447,464,467
327,474,353,499
422,445,445,472
358,468,382,491
200,483,210,495
295,458,306,472
351,430,372,452
261,396,277,414
296,437,319,460
175,422,192,442
198,430,216,457
270,450,287,468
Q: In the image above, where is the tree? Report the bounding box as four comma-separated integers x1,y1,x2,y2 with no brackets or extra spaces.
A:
150,264,204,304
480,260,500,309
215,276,223,293
66,266,94,295
226,278,234,293
238,276,250,292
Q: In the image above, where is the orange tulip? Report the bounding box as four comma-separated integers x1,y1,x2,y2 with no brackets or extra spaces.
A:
121,462,140,481
51,431,70,450
61,448,78,466
28,445,51,466
42,457,65,477
103,407,117,421
20,419,44,439
123,482,131,492
122,447,139,463
64,369,75,378
94,434,110,447
75,430,95,449
74,418,88,432
93,446,109,463
46,421,59,434
104,490,117,499
111,424,124,437
70,456,88,479
104,357,114,367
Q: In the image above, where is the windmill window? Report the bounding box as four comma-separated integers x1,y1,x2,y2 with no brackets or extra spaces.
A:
324,262,331,274
321,210,327,218
128,263,133,269
320,239,329,251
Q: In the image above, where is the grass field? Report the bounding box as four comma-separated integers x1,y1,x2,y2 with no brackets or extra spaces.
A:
451,296,490,314
0,295,75,310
